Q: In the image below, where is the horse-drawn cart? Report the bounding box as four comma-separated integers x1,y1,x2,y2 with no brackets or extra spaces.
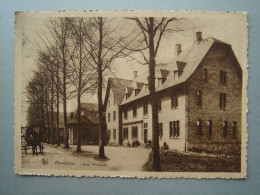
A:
22,127,44,156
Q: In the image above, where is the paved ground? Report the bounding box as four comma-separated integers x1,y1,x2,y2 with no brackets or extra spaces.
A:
22,144,151,171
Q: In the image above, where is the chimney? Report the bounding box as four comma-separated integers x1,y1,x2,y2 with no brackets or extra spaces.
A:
175,44,182,56
133,71,138,78
196,32,202,44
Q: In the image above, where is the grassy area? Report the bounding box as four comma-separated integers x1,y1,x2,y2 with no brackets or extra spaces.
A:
143,150,241,172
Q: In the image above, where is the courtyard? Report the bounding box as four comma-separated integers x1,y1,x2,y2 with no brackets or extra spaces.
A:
22,144,151,172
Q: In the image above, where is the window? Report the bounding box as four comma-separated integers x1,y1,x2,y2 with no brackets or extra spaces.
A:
113,111,116,121
223,121,228,137
107,129,111,140
108,113,110,123
113,129,116,140
220,70,227,84
132,126,138,138
126,93,130,100
197,90,202,107
169,120,180,138
124,110,128,120
123,127,128,139
174,121,180,137
159,123,163,138
171,94,178,108
158,78,162,86
135,89,140,96
133,107,137,118
158,99,161,112
232,121,237,138
174,71,178,80
203,68,208,82
143,103,148,115
162,78,166,84
108,100,110,108
145,84,149,92
144,123,148,128
197,120,202,136
220,93,227,109
208,120,212,137
144,123,148,143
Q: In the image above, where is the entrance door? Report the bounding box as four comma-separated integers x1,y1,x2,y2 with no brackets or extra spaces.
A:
144,129,148,143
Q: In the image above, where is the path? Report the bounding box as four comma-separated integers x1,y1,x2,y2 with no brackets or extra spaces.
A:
22,144,151,172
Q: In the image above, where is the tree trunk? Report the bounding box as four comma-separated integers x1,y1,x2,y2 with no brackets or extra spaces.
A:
148,17,161,171
46,84,51,144
76,22,82,152
51,75,55,144
76,92,81,152
41,88,46,142
56,67,60,146
97,17,106,158
63,66,69,149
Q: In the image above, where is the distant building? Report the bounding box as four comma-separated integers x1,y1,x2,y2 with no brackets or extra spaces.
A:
67,103,99,145
104,78,132,145
104,32,242,154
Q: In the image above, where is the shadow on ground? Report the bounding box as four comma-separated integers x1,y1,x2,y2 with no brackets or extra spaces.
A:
71,150,110,162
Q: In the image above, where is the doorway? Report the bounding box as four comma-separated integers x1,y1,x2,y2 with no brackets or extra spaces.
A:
144,129,148,143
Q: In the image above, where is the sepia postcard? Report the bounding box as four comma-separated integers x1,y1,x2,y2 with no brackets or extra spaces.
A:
14,10,248,178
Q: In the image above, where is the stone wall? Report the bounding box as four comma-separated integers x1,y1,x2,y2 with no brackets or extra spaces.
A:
187,42,242,155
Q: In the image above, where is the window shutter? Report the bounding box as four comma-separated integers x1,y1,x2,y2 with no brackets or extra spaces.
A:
177,120,180,137
176,95,178,107
169,122,172,137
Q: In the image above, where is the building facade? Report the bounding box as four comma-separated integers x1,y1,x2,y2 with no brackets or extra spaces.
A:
67,103,99,145
105,32,242,154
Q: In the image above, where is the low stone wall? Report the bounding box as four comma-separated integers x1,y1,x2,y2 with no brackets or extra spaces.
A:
188,142,241,155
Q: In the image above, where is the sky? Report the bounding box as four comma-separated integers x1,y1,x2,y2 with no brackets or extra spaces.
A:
18,11,247,126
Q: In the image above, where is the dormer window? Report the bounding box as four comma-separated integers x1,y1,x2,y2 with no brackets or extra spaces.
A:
162,78,166,84
158,78,162,86
126,93,130,100
145,84,149,92
158,69,169,85
135,89,140,96
174,71,179,80
125,87,133,100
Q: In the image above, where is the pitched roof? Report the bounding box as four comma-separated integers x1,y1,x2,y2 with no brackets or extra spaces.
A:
120,37,233,105
105,78,133,106
68,103,99,125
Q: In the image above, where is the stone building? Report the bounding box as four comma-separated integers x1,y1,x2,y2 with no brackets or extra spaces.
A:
104,32,242,154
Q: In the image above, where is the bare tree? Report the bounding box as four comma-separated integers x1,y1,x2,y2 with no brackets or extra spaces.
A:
40,18,75,148
126,17,180,171
67,18,98,152
80,17,131,158
26,68,47,142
